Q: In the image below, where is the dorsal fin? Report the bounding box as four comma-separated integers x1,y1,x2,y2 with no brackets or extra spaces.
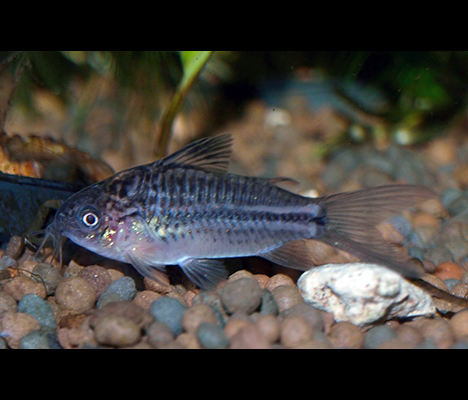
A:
158,133,233,172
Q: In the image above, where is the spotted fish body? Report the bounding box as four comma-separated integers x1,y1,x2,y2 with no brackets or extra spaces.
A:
45,133,436,289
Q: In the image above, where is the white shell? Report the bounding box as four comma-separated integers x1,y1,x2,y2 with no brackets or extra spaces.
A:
297,263,435,327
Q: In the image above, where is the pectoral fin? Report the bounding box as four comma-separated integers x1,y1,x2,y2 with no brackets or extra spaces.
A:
125,251,170,286
179,258,228,290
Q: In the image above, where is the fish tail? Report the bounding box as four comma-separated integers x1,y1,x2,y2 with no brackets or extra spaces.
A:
315,184,436,279
315,184,468,306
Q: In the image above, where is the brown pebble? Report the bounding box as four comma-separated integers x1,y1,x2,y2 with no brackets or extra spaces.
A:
4,276,47,301
19,259,38,274
6,236,25,259
32,262,62,295
450,283,468,300
175,332,201,349
57,327,95,349
280,315,314,348
59,313,88,329
107,269,125,282
254,314,280,344
420,317,455,349
132,290,163,310
449,309,468,340
78,265,112,298
435,262,464,281
412,213,440,229
146,321,174,348
220,278,262,315
55,277,96,313
266,274,295,291
0,291,17,317
182,304,218,334
91,301,153,330
1,311,40,349
93,314,141,347
270,285,303,312
328,321,364,349
281,303,325,332
229,324,270,349
395,324,424,347
228,269,254,281
143,276,172,294
293,339,332,349
376,338,415,349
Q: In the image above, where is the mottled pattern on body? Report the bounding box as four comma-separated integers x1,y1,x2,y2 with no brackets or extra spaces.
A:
40,133,437,290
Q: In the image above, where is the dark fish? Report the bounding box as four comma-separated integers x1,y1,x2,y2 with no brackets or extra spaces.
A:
37,133,466,305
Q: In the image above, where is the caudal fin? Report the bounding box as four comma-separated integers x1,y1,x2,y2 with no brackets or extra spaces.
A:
315,184,436,279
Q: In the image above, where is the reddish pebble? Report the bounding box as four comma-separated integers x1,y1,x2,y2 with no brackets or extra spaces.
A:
133,290,163,310
434,262,463,280
253,274,269,289
266,274,295,291
229,324,270,349
1,312,40,349
78,265,112,298
182,304,218,334
4,276,47,301
224,318,252,339
254,314,280,344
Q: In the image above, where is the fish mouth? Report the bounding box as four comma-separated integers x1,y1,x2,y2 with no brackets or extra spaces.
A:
34,221,66,265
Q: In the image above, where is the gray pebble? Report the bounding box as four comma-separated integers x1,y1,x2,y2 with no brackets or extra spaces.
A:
281,303,325,333
425,246,453,266
0,337,7,349
96,292,125,308
445,238,468,263
0,256,17,270
33,263,62,295
196,322,229,349
444,279,460,291
98,277,137,304
415,338,439,349
451,341,468,349
192,291,228,327
389,215,413,238
17,293,56,330
19,329,52,349
364,325,397,349
408,246,424,261
149,297,187,336
440,188,464,209
259,289,279,315
146,321,174,348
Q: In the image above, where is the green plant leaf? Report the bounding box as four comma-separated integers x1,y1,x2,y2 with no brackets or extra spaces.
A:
154,51,214,158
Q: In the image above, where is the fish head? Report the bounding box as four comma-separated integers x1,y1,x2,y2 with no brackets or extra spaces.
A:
50,184,118,257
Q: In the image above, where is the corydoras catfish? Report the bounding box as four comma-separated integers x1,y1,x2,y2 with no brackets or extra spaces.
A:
39,133,467,305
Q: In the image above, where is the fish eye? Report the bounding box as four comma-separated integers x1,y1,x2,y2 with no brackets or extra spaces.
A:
81,211,100,228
